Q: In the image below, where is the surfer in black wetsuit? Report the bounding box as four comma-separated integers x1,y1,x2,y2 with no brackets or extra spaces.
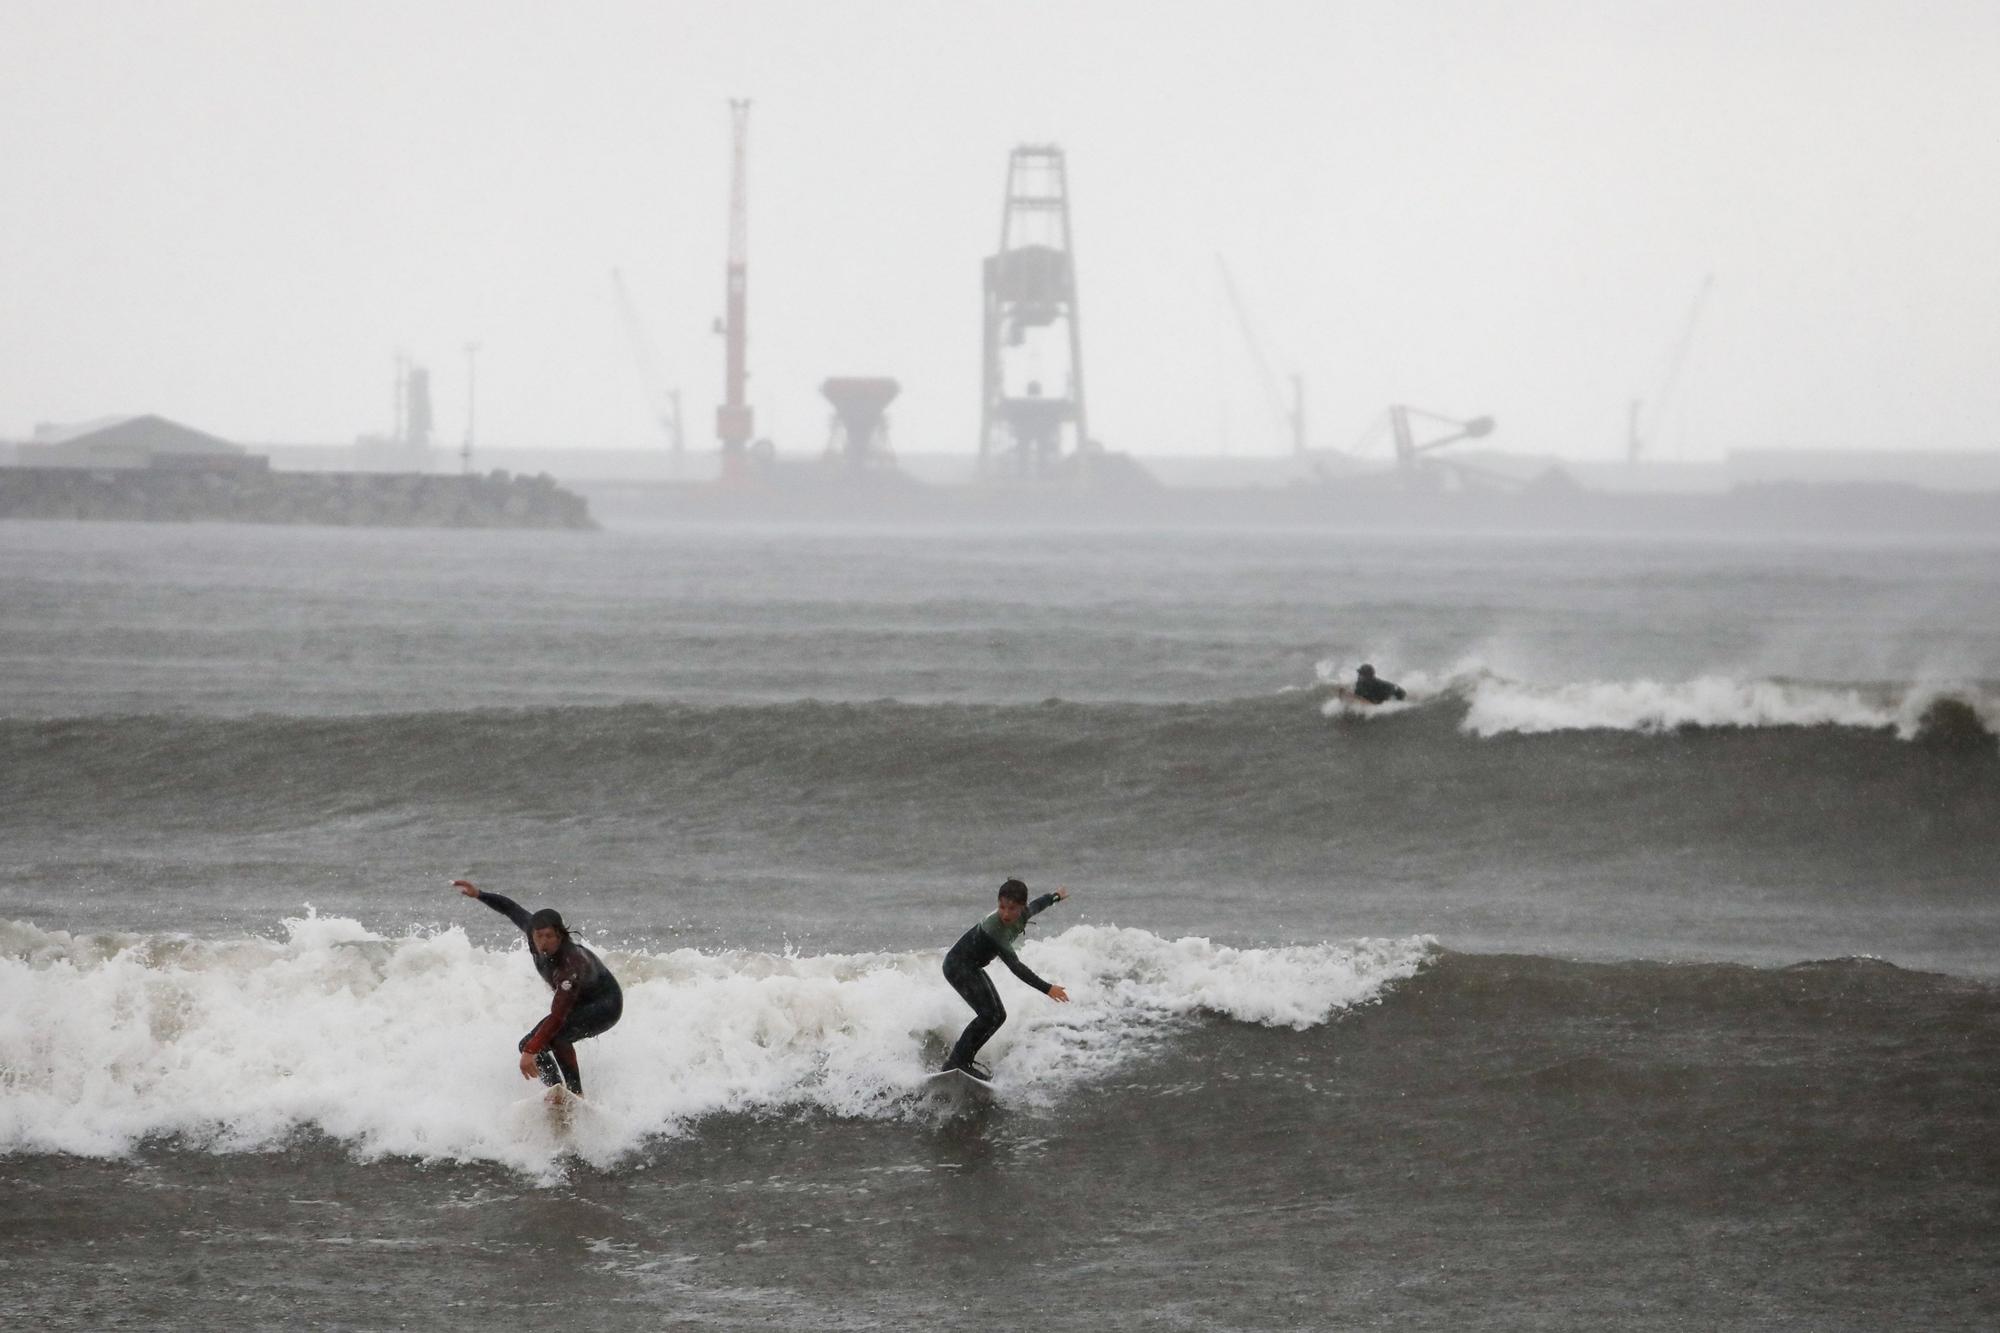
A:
941,879,1071,1079
1351,663,1406,704
454,879,622,1097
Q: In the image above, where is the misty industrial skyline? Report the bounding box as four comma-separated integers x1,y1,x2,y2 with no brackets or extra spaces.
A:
4,0,1997,462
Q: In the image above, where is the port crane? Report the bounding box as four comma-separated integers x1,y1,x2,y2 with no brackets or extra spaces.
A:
1216,256,1305,456
1389,405,1497,487
979,145,1089,476
1628,273,1714,462
1343,404,1500,490
611,267,684,454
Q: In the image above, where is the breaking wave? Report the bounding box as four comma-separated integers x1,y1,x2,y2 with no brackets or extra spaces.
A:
1314,658,1997,739
0,913,1433,1174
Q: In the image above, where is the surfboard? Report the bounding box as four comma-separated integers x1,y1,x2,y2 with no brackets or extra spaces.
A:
542,1083,580,1119
500,1083,600,1154
1332,686,1411,710
516,1083,599,1135
924,1068,996,1098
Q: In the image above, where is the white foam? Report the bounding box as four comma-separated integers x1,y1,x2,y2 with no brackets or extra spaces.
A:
0,912,1433,1174
1312,656,1995,738
1459,673,1895,736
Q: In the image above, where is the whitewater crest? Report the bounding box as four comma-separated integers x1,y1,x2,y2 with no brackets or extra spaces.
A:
0,913,1433,1173
1313,658,1996,740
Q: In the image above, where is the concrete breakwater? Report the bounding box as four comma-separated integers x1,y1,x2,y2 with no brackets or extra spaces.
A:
0,466,595,530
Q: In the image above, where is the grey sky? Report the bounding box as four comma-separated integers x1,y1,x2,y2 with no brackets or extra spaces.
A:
4,0,1996,459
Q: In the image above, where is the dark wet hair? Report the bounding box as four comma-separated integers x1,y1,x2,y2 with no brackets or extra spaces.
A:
1357,664,1376,677
998,878,1029,906
528,907,567,935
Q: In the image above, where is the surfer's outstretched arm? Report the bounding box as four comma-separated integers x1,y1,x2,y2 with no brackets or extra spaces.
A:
1004,886,1072,1002
453,879,532,934
1023,887,1067,922
999,951,1071,1002
996,880,1072,996
998,948,1056,995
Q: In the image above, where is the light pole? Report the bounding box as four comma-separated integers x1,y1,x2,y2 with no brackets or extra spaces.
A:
462,341,480,475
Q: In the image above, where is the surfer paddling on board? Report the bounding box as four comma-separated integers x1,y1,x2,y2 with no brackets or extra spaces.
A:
1349,663,1406,705
941,879,1070,1081
453,879,622,1097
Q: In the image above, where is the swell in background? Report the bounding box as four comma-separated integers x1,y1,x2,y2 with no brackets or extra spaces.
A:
3,522,1998,716
3,522,1996,972
4,692,1995,973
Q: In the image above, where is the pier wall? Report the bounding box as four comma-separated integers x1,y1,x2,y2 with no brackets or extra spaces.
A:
0,466,594,530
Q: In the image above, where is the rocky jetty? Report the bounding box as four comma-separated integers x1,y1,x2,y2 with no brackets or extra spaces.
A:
0,466,595,530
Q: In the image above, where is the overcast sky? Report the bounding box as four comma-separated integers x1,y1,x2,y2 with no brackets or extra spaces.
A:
4,0,1997,460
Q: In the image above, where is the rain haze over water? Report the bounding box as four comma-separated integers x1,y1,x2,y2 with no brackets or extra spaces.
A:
4,4,2000,1330
4,1,2000,463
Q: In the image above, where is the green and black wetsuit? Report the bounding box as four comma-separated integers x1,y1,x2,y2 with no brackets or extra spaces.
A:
942,893,1062,1071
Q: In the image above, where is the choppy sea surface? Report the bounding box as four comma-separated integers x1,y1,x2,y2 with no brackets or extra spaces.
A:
3,519,1997,1330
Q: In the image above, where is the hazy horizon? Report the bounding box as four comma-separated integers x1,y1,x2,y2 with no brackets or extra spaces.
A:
4,0,1997,462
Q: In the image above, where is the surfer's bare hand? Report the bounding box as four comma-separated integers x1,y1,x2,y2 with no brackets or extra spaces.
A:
519,1052,539,1080
1054,887,1070,901
1048,984,1070,1002
453,879,479,897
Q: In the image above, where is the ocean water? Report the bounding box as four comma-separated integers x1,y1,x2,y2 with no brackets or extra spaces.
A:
3,518,1997,1330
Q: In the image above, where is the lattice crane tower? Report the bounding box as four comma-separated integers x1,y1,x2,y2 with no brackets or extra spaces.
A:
980,146,1089,476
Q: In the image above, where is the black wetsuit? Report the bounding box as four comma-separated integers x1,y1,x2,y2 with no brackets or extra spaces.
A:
475,890,623,1095
943,893,1062,1070
1352,674,1406,704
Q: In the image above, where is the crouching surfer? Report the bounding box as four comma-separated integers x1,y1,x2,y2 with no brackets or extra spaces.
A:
453,879,622,1097
941,878,1070,1081
1349,663,1406,704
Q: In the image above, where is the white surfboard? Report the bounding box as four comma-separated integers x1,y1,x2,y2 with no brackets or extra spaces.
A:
540,1083,587,1126
924,1068,997,1098
502,1083,603,1151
